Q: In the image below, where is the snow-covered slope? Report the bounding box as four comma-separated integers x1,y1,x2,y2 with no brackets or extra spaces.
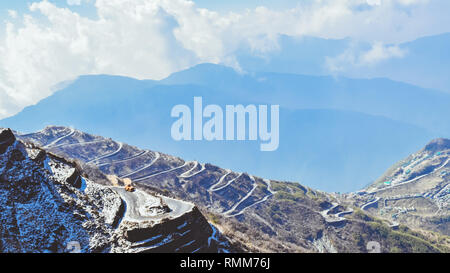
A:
0,128,229,253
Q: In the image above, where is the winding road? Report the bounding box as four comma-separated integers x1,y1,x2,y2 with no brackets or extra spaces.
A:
86,142,123,164
97,151,149,167
320,203,339,218
208,170,232,192
264,178,276,195
51,140,107,149
37,128,280,220
320,203,354,223
361,197,381,211
228,178,277,217
43,128,75,148
132,161,190,182
223,176,258,217
110,187,194,222
370,158,450,194
120,152,160,178
209,173,242,192
180,163,205,179
178,161,198,178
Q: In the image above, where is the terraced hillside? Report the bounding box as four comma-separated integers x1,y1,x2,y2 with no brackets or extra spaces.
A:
351,138,450,236
17,126,450,253
0,128,229,253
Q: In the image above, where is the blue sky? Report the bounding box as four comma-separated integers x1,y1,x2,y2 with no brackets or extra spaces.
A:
0,0,299,12
0,0,299,22
0,1,95,22
0,0,450,119
193,0,300,11
0,0,297,39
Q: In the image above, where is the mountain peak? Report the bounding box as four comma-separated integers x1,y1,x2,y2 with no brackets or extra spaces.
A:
424,138,450,153
161,63,242,86
180,63,238,74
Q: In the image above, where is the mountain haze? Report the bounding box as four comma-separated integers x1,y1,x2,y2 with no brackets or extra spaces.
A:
2,64,449,191
236,33,450,93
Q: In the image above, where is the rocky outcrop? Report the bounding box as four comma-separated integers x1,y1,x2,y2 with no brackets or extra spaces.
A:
0,128,15,154
121,207,218,253
66,168,82,188
0,135,117,252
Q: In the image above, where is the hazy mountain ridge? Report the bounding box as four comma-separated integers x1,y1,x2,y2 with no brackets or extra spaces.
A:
164,63,450,136
2,64,447,192
235,33,450,93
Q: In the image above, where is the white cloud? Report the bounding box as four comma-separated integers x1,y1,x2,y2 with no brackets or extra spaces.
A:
67,0,91,6
360,43,406,65
326,42,407,72
0,0,449,119
67,0,82,6
7,10,18,19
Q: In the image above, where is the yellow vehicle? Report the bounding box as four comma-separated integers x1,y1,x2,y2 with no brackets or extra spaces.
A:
125,184,135,192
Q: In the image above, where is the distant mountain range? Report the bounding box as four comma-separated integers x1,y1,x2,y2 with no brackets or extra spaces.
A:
236,33,450,93
2,63,450,192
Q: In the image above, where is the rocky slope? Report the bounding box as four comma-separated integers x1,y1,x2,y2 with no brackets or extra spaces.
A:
351,138,450,236
0,128,229,253
17,126,450,253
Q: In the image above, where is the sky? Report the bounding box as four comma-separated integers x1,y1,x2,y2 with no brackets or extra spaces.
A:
0,0,300,28
1,0,450,119
192,0,301,11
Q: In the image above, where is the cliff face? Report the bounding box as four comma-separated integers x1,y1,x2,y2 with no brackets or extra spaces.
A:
0,128,118,252
119,207,220,253
0,128,229,253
